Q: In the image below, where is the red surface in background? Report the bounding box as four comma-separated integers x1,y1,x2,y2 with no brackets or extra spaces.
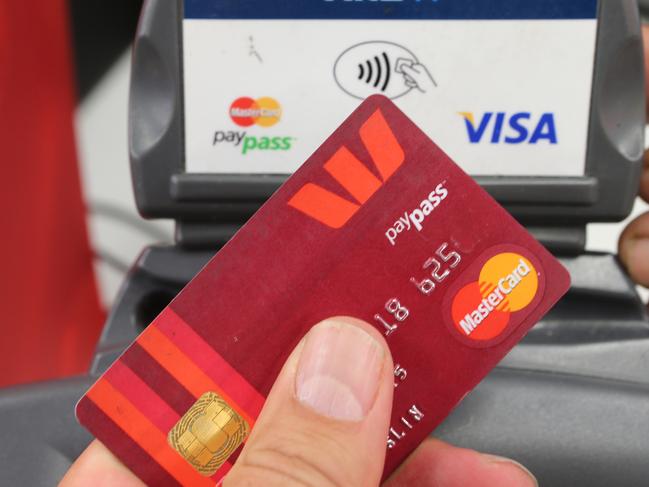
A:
0,0,105,386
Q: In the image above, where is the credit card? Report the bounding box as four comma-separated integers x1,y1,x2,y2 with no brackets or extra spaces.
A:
76,95,571,486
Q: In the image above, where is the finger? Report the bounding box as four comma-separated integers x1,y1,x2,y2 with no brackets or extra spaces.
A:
641,151,649,203
58,440,145,487
619,212,649,288
384,438,537,487
225,317,394,487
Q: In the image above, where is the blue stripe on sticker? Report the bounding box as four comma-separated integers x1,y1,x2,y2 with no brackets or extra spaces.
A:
184,0,598,21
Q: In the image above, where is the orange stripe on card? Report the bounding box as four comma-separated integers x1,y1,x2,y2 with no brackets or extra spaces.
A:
156,308,265,417
87,379,214,487
287,183,360,229
138,326,255,428
359,109,405,181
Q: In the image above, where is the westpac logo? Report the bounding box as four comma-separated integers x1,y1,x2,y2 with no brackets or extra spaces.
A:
459,112,558,145
288,109,404,228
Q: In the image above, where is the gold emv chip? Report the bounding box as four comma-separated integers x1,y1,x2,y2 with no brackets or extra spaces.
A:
168,391,250,476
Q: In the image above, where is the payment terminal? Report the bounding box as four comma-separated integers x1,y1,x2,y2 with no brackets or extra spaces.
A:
0,1,648,486
132,0,643,253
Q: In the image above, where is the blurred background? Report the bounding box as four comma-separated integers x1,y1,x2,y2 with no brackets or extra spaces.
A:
1,0,647,388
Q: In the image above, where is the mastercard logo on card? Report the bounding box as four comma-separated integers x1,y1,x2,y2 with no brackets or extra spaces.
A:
446,247,546,347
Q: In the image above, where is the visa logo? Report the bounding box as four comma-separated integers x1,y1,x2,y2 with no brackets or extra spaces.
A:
459,112,558,145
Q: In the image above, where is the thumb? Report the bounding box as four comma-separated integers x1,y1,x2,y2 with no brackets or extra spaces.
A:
224,317,394,487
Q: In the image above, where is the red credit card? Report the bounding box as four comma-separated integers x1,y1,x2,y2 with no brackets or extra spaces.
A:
76,95,571,486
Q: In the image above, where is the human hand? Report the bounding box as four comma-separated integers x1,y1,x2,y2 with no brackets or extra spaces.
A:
619,25,649,289
61,318,537,487
401,63,437,94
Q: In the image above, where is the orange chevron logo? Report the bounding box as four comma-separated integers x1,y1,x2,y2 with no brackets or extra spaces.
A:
288,109,405,228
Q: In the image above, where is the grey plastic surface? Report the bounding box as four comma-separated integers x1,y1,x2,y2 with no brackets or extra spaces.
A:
175,221,589,254
0,377,94,486
130,0,645,246
641,0,649,13
436,368,649,487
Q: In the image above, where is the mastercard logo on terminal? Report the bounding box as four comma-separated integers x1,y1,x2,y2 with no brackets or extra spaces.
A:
230,97,282,127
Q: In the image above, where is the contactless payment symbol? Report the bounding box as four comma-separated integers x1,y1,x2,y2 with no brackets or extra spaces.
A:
230,97,282,127
334,41,437,100
448,250,543,345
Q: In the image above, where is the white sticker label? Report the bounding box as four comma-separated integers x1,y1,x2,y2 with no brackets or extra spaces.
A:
183,19,597,176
